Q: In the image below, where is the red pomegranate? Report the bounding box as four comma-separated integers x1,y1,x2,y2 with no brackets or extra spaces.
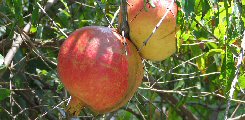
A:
57,26,144,115
122,0,178,61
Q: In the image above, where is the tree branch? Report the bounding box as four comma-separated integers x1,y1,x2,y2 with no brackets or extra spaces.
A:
123,107,142,119
228,114,245,120
225,30,245,120
0,0,58,78
3,23,31,67
143,77,199,120
14,87,57,120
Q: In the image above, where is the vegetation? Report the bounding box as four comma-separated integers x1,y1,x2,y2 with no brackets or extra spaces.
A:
0,0,244,119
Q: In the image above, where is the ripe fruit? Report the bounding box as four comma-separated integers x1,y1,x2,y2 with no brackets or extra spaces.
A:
57,26,144,115
125,0,178,61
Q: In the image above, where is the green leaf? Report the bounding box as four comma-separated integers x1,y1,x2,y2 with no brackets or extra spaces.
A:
238,75,245,89
119,111,132,120
41,70,48,76
31,5,39,26
101,0,107,4
0,89,10,101
174,80,184,90
206,63,219,82
57,83,64,93
182,31,190,41
190,45,205,71
201,0,211,16
13,0,24,26
207,42,218,49
181,0,195,17
30,26,37,33
168,107,182,120
223,51,236,92
57,9,71,28
205,49,225,59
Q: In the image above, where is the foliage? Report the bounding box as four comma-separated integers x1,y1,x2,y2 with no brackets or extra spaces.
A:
0,0,244,120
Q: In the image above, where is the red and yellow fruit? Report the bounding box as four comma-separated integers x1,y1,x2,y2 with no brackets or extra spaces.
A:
126,0,178,61
57,26,144,115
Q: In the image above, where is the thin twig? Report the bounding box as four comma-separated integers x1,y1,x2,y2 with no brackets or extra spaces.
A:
169,53,206,71
37,2,68,38
13,105,49,119
143,77,199,120
147,89,245,103
123,107,142,119
44,0,58,11
95,0,114,28
35,98,69,120
225,31,245,120
228,114,245,120
145,53,207,89
141,72,220,85
110,7,120,27
0,106,13,117
135,104,146,120
137,92,166,117
230,96,245,118
139,0,175,51
0,0,58,78
192,18,219,41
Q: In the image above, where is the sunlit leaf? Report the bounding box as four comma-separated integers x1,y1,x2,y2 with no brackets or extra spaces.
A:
238,75,245,89
30,26,37,33
205,49,225,59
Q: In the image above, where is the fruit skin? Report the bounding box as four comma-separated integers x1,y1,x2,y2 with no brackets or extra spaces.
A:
57,26,144,115
126,0,178,61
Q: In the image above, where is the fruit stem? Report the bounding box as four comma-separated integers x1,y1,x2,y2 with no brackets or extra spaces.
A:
119,0,130,38
66,96,85,119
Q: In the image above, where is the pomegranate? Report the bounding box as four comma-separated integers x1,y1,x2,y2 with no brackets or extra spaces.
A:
123,0,178,61
57,26,144,115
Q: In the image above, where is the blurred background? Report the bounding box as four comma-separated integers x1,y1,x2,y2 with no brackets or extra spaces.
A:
0,0,244,119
